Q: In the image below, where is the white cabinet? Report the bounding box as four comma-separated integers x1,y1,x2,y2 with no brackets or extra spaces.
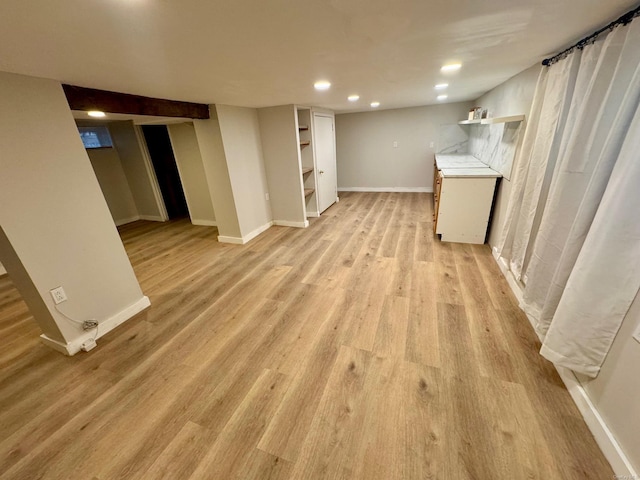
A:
433,155,501,244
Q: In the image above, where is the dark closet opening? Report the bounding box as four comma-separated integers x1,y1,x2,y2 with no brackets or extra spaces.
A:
141,125,189,220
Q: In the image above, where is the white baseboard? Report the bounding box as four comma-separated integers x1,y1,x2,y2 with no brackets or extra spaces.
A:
40,296,151,356
217,235,244,244
556,366,638,477
306,211,320,218
273,220,309,228
218,221,274,245
139,215,165,222
0,264,6,276
338,186,433,193
191,219,217,227
115,216,141,227
491,249,636,478
242,221,273,244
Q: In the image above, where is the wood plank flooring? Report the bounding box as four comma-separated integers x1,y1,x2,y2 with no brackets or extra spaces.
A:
0,192,613,479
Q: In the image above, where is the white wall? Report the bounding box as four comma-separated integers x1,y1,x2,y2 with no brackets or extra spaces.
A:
258,105,306,226
216,104,272,238
167,123,217,226
581,290,640,471
193,109,243,240
0,71,148,352
109,121,164,221
86,147,139,226
335,103,472,191
473,64,541,246
480,63,640,473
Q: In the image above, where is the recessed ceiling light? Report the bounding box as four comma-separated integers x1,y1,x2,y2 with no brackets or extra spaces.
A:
435,83,448,90
370,102,380,108
314,80,331,91
437,95,448,101
441,63,462,72
87,110,106,118
348,94,360,102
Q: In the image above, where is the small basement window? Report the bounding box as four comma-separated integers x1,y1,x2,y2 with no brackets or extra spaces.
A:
78,126,113,149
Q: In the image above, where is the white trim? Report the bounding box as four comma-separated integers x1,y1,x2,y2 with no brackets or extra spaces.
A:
338,186,433,193
217,235,244,244
306,211,320,218
114,216,141,227
556,367,638,478
217,221,274,245
273,220,309,228
40,296,151,356
133,125,169,221
0,264,6,276
491,249,637,478
191,219,217,227
139,215,165,222
241,221,273,243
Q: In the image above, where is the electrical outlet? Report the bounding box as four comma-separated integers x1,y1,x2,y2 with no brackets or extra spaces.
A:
430,141,435,148
393,141,398,148
50,286,67,305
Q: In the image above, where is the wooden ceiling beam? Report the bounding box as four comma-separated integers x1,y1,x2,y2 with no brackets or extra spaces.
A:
62,84,210,119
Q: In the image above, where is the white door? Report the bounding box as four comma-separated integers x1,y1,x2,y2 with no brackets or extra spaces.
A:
313,113,337,213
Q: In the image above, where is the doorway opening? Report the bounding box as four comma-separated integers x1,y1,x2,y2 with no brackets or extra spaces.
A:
141,125,189,220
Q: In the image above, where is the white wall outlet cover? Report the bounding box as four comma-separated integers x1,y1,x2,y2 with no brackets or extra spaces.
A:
430,141,435,148
393,141,398,148
81,338,97,352
50,286,67,304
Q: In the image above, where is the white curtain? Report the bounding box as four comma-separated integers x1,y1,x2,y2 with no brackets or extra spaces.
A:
497,20,640,377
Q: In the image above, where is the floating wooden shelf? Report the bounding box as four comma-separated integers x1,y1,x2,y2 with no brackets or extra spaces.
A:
304,188,314,197
299,125,309,131
301,166,313,175
300,140,311,147
458,114,524,125
481,114,525,124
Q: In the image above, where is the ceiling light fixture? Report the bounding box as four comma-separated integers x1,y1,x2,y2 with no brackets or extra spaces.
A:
437,95,448,101
441,63,462,72
87,110,106,118
370,102,380,108
348,94,360,102
314,80,331,91
435,83,448,90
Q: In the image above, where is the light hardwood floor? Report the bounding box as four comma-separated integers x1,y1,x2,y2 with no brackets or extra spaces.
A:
0,192,612,479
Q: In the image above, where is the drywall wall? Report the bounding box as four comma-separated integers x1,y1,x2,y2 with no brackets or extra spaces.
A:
0,71,148,352
217,104,273,239
335,102,472,191
86,147,139,225
483,62,640,473
258,105,306,225
193,109,243,240
472,64,541,247
167,123,217,226
581,290,640,472
109,121,164,221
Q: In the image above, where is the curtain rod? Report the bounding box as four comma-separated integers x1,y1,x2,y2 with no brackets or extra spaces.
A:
542,4,640,66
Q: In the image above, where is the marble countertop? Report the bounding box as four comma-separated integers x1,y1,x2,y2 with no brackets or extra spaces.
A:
440,167,502,178
435,154,487,169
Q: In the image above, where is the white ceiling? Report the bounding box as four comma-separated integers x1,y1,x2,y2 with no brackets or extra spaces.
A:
0,0,637,113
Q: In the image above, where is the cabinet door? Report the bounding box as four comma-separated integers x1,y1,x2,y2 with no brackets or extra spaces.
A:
313,113,337,214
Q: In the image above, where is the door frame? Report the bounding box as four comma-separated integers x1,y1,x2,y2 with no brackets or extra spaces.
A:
134,125,169,221
312,111,338,214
